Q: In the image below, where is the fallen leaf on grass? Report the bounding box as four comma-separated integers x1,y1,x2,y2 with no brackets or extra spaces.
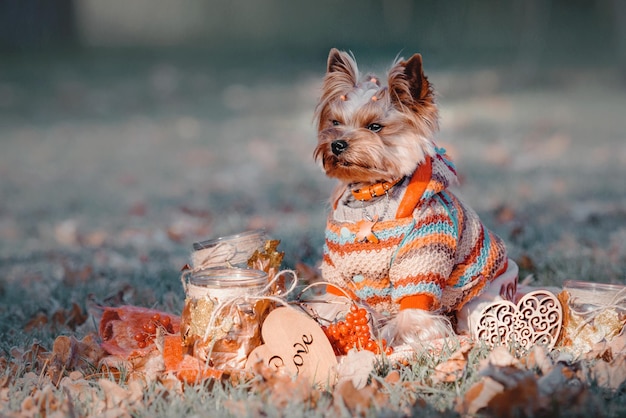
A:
485,374,542,418
10,343,50,375
53,302,89,330
583,356,626,391
48,334,106,384
336,348,376,389
23,313,49,332
61,262,93,285
479,346,520,370
99,378,144,411
162,334,223,384
537,363,580,396
333,379,388,416
251,364,321,410
457,376,505,415
24,303,88,332
20,384,75,418
99,305,180,359
99,350,165,384
459,348,588,417
522,345,553,375
384,370,401,384
224,398,265,417
432,344,471,383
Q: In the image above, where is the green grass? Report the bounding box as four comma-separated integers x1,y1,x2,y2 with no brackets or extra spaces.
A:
1,50,625,416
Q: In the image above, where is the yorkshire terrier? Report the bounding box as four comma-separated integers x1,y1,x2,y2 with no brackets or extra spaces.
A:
312,49,518,347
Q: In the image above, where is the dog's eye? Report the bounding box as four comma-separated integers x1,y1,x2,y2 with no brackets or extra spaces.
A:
366,123,383,133
332,120,341,126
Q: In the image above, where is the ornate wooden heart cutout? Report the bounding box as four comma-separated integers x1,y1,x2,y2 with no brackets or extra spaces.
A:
474,290,563,350
245,307,337,386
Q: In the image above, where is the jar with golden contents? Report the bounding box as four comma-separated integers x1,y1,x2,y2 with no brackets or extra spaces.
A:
181,268,270,370
561,280,626,353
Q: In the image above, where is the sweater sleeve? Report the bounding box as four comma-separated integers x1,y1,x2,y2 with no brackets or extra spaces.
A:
388,202,458,311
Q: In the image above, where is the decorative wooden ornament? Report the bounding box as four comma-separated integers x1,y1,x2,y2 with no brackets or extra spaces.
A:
246,307,337,386
355,215,379,244
474,290,563,350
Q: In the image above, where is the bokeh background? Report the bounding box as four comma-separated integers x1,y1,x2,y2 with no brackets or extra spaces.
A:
1,1,625,319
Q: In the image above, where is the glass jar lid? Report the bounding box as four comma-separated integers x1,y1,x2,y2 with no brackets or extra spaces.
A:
564,280,626,307
190,267,268,288
192,229,266,251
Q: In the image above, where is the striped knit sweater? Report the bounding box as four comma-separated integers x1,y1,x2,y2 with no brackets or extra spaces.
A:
321,147,508,316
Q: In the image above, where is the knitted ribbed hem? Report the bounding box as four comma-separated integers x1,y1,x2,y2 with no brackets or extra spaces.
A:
399,294,434,311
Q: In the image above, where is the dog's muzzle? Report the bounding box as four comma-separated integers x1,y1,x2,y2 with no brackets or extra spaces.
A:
331,140,348,156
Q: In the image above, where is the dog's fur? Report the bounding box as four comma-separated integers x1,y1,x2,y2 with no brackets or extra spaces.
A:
314,50,437,196
313,49,512,346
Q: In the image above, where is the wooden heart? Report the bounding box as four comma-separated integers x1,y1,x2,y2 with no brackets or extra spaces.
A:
474,290,563,350
246,307,337,386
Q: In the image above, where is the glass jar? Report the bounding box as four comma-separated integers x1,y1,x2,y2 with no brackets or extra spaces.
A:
191,230,266,269
562,280,626,353
180,267,269,370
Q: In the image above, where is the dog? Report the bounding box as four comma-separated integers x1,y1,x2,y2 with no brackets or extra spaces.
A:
312,49,518,347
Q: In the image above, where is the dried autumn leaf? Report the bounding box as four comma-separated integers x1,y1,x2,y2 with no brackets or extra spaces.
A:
384,370,401,384
247,240,284,272
537,363,579,396
24,312,48,332
586,329,626,361
24,303,88,333
51,302,88,330
457,377,505,415
608,330,626,355
11,342,50,374
486,375,542,418
99,305,180,359
522,345,553,375
432,344,471,383
98,378,143,411
245,356,321,410
20,384,75,418
162,334,223,384
48,334,106,384
584,356,626,391
432,357,466,383
479,346,519,370
333,379,387,415
336,349,376,389
61,262,93,285
99,349,165,384
0,356,10,388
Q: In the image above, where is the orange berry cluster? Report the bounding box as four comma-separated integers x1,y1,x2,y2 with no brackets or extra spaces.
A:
322,304,393,356
134,313,174,348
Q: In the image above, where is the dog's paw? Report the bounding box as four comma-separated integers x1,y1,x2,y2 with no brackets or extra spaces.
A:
380,308,455,347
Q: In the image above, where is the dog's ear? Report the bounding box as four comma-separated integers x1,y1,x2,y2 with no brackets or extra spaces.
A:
315,49,360,127
327,49,358,80
325,48,359,88
388,53,434,107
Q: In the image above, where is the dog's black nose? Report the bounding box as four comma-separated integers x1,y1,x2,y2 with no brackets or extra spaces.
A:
331,140,348,156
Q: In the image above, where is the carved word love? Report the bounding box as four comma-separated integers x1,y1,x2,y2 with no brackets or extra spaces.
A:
246,307,337,386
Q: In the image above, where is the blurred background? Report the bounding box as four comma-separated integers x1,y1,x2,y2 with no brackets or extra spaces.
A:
0,0,625,312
